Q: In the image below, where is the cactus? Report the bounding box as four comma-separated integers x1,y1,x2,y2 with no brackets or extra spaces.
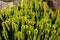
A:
0,0,60,40
33,29,38,40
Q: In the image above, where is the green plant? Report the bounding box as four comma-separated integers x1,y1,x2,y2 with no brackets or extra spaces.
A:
0,0,60,40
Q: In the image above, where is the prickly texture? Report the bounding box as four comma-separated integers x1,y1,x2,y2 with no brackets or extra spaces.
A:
0,0,60,40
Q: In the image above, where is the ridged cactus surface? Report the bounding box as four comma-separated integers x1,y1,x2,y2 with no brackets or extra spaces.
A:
0,0,60,40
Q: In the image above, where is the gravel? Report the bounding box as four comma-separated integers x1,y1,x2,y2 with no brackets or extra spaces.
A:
0,1,14,9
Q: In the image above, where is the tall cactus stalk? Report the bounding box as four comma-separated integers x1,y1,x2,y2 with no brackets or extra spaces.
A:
33,29,38,40
2,22,8,40
21,25,25,40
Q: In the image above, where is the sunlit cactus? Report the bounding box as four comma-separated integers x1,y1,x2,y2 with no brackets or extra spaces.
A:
33,29,38,40
0,0,60,40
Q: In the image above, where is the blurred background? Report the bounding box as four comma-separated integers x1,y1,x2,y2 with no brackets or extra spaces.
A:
0,0,20,9
0,0,60,10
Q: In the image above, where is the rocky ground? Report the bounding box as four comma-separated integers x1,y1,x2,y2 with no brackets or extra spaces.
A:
0,1,14,9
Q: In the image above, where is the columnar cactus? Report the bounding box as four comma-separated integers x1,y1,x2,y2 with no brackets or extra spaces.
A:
0,0,60,40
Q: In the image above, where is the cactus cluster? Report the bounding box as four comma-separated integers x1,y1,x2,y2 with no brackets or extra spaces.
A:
0,0,60,40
